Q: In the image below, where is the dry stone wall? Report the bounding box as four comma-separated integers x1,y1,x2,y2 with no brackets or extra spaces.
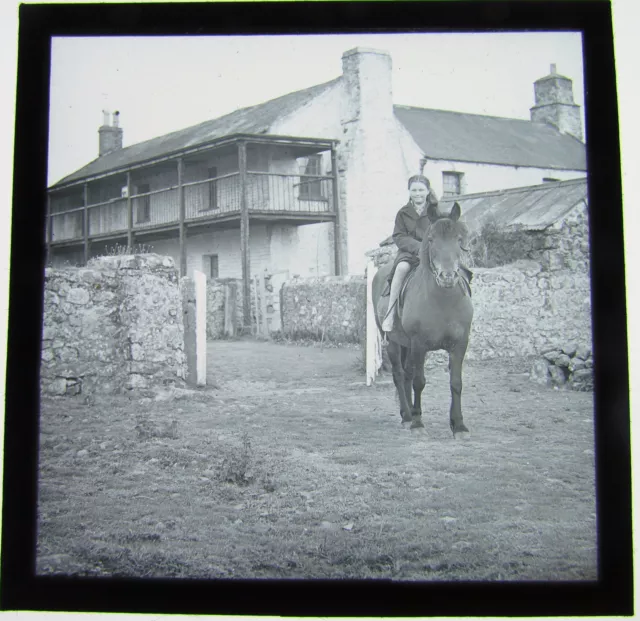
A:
466,260,592,361
280,276,366,344
41,254,187,397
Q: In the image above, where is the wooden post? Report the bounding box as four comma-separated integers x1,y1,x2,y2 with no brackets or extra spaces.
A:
260,272,269,337
83,183,89,265
181,277,197,386
239,141,251,330
126,171,133,250
330,143,342,276
224,282,237,338
178,158,187,277
194,270,207,386
365,260,382,386
253,275,260,336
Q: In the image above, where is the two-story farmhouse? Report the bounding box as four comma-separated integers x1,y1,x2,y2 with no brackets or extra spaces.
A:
46,47,587,290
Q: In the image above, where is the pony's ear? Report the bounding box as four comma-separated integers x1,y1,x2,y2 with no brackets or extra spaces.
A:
450,202,461,222
426,201,440,223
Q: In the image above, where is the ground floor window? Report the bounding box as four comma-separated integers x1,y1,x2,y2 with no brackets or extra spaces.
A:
442,171,464,197
203,254,219,279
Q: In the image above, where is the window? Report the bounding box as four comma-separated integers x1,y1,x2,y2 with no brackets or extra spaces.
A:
543,177,560,183
442,172,464,197
207,167,219,211
135,183,151,223
204,254,219,279
298,155,324,200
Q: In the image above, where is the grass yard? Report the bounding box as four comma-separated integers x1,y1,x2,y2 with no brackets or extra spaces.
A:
37,339,597,580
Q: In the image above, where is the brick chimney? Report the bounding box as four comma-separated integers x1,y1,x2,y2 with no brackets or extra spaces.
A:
98,110,123,156
338,48,411,274
530,64,583,141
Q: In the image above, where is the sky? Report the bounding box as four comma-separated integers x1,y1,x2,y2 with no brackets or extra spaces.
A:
47,32,586,186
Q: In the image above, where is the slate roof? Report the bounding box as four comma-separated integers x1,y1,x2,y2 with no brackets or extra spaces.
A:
52,73,587,189
394,105,586,171
438,177,588,232
51,78,341,188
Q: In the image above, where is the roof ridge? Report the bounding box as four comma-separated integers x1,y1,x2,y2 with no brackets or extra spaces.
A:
394,104,534,124
439,177,588,201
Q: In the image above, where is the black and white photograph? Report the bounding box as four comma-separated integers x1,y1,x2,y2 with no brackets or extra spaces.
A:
1,1,633,616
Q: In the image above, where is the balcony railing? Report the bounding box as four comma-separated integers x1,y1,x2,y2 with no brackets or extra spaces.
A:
48,171,335,243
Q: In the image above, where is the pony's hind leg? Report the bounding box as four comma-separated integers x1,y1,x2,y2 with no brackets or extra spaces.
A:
387,340,413,424
448,344,470,439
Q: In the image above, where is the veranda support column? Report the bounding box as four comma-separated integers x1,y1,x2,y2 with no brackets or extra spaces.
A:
126,171,133,250
238,141,251,330
83,183,89,265
178,158,187,277
330,143,342,276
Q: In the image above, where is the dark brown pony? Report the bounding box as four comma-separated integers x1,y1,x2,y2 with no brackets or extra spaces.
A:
372,202,473,438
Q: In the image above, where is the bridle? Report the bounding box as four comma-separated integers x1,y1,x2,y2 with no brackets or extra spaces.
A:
425,219,468,288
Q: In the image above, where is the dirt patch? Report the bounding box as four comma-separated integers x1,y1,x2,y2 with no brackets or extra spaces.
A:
37,338,596,580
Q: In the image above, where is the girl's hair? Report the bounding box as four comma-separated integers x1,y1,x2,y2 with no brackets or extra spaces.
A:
407,174,431,189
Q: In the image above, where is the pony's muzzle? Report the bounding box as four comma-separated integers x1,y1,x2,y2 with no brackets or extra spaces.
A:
437,270,459,288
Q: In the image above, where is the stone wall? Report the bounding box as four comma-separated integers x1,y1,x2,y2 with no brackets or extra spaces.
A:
280,276,366,344
41,254,187,396
466,260,592,360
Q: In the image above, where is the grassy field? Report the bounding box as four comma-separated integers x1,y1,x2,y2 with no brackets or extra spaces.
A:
37,339,597,580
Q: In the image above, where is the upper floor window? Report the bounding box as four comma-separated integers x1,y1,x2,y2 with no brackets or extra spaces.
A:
298,155,324,200
442,172,464,197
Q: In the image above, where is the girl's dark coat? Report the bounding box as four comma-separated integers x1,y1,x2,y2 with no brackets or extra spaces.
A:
390,191,439,278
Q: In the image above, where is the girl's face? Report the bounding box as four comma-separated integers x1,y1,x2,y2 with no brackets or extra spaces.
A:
409,181,429,206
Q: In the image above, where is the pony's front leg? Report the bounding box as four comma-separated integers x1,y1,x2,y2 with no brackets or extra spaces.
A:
387,340,413,424
410,343,427,431
448,344,470,439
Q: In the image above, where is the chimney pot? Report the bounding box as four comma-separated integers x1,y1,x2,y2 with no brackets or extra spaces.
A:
98,109,123,156
550,63,557,75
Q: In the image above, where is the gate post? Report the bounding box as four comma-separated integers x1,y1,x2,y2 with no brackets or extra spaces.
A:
365,260,382,386
194,269,207,386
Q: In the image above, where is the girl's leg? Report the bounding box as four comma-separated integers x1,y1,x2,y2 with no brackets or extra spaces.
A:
382,261,411,332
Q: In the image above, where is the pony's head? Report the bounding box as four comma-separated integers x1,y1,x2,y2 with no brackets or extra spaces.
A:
421,202,469,288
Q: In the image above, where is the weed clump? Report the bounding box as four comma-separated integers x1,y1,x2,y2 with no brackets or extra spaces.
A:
219,433,253,486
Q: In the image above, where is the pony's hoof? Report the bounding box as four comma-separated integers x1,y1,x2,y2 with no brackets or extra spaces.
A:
411,425,426,435
453,430,470,441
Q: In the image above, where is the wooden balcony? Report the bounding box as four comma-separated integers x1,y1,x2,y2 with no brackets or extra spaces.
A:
46,135,342,326
47,171,336,247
